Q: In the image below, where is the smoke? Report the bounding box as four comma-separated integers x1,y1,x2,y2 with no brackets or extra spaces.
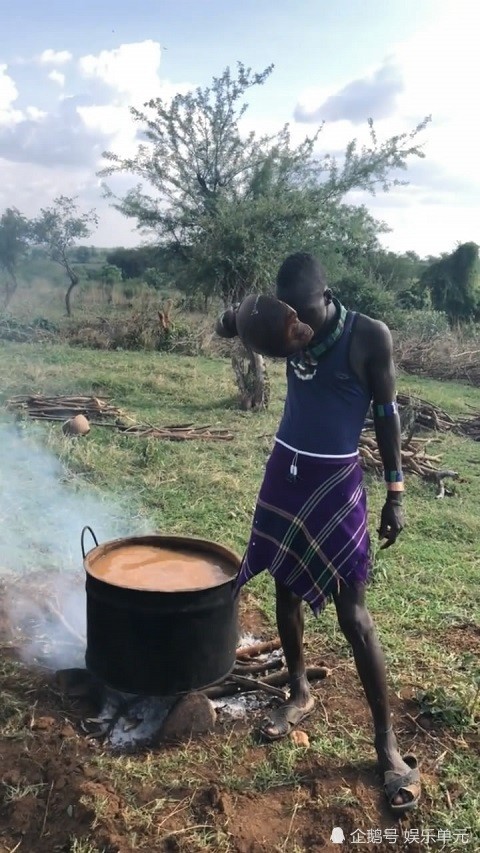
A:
0,422,149,671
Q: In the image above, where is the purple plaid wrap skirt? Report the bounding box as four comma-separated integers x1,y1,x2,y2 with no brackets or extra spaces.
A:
236,442,371,615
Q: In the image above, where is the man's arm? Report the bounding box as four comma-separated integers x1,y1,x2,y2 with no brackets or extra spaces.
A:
365,321,404,548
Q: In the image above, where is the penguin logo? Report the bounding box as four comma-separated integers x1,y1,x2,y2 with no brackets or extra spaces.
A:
330,826,345,844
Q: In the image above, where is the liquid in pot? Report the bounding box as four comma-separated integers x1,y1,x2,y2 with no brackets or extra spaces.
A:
89,544,234,591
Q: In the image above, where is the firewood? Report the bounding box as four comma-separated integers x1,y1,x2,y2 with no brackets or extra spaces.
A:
235,638,282,660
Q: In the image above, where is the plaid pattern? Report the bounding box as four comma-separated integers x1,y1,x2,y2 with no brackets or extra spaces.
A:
236,443,371,615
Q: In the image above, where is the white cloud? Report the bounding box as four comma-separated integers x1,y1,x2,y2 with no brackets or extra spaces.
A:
79,40,164,106
76,41,193,161
0,65,23,126
48,70,65,87
39,49,72,66
291,1,480,255
0,40,194,248
25,106,47,120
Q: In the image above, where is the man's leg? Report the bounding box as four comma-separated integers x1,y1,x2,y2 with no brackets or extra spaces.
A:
333,582,420,807
260,579,314,738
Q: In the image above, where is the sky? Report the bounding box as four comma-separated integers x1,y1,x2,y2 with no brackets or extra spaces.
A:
0,0,478,258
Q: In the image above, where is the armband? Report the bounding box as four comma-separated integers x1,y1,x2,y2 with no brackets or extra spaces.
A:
374,401,398,417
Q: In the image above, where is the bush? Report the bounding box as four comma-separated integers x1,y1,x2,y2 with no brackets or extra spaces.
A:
333,276,396,320
391,308,449,340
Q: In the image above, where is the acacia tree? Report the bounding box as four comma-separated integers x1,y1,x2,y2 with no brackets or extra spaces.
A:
33,196,99,316
100,62,429,409
0,208,31,308
100,62,430,305
421,242,480,324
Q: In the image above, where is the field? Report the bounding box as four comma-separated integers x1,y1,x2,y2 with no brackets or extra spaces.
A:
0,339,479,853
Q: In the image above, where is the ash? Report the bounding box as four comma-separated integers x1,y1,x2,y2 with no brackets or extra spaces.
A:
82,686,176,750
212,691,272,719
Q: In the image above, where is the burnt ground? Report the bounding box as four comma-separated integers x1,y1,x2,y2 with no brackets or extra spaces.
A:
0,575,479,853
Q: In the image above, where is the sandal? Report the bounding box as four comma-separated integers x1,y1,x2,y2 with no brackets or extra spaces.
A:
384,755,421,814
258,698,315,742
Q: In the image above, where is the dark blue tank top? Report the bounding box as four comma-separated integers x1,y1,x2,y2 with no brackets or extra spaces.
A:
276,311,371,456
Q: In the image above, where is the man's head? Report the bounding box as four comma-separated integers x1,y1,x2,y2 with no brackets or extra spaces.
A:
276,253,332,331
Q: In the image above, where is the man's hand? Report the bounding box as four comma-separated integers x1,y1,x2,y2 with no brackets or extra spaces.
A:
378,499,404,549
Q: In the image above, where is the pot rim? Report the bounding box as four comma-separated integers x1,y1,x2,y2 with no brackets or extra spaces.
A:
83,532,241,593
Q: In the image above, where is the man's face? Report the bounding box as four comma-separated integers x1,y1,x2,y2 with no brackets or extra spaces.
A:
277,289,329,332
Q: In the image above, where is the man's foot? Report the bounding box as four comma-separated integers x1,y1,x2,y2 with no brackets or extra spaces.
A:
259,697,315,741
375,729,421,814
259,677,315,741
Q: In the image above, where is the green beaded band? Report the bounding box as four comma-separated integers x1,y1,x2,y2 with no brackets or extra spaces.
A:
375,401,398,417
384,470,404,483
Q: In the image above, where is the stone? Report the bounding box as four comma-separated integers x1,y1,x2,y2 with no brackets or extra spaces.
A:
60,724,76,738
32,715,56,731
160,692,216,741
289,730,310,748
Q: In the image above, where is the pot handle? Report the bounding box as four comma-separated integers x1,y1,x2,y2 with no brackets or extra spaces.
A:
81,526,99,559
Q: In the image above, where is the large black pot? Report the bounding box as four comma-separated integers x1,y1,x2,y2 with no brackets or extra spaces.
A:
82,528,240,696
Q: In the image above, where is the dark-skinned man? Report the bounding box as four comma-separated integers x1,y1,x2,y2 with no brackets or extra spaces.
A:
217,252,421,815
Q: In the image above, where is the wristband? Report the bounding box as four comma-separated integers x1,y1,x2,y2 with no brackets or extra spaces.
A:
386,482,404,493
374,401,398,417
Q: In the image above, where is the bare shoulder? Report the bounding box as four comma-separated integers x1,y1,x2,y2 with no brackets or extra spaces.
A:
354,313,393,356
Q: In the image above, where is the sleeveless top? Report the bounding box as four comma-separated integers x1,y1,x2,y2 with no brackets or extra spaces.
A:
275,311,371,458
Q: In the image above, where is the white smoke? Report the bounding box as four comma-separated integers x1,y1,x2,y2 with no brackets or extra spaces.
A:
0,422,150,671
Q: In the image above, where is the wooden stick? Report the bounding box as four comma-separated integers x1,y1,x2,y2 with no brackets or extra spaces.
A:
233,659,283,675
205,665,330,699
236,638,282,660
229,674,287,699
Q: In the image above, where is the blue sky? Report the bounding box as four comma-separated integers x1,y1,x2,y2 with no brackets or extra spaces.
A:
0,0,478,256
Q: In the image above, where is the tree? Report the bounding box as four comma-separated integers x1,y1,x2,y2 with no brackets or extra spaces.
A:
421,242,480,324
74,245,93,263
100,61,429,409
0,207,31,308
100,62,430,305
99,263,122,304
106,246,162,279
32,196,98,316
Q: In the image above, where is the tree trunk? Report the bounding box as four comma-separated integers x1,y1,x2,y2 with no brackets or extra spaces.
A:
231,339,270,411
65,274,79,317
2,270,18,310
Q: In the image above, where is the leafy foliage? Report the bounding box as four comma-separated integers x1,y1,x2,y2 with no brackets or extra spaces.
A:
421,242,480,323
32,196,98,316
100,62,430,304
105,246,163,279
0,208,31,307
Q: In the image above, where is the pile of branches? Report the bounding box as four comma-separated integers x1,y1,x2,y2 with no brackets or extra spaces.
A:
5,394,234,442
359,431,456,481
365,394,480,441
0,316,57,344
455,408,480,441
114,422,234,441
6,394,124,422
204,638,330,700
395,335,480,387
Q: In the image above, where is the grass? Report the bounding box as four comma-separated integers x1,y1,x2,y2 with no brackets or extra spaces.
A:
0,338,480,850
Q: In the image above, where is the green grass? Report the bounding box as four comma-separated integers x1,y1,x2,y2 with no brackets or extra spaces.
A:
1,339,480,850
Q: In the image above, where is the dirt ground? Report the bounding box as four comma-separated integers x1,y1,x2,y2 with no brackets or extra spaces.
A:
0,576,478,853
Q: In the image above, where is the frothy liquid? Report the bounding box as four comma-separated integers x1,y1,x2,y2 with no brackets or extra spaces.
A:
89,544,234,591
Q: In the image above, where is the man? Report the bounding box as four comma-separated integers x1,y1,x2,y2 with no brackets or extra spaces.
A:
222,252,420,814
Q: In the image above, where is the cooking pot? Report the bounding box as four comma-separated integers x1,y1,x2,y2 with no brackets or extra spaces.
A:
81,527,240,696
